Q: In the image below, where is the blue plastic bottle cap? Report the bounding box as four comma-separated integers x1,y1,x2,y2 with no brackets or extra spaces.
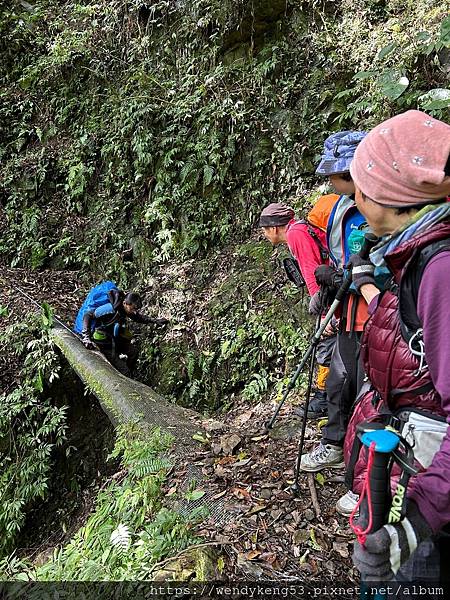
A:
361,429,400,453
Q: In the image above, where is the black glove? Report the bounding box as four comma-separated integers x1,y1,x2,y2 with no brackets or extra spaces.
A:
81,330,96,350
153,318,170,327
353,500,432,581
346,253,376,293
314,265,343,288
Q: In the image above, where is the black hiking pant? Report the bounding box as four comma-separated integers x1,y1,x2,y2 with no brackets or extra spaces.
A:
322,330,364,447
96,337,139,377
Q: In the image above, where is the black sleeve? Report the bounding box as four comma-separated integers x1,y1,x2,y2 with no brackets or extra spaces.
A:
82,309,95,333
129,312,153,325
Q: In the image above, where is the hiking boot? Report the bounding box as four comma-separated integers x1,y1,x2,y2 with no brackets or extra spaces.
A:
294,389,328,420
294,405,327,420
300,443,344,472
336,490,359,517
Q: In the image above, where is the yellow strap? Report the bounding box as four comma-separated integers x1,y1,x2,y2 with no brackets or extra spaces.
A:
316,365,330,390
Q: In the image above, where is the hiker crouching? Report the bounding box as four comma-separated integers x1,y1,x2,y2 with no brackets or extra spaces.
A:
81,289,169,376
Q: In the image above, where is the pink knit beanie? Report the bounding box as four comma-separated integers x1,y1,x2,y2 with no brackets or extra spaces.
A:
350,110,450,207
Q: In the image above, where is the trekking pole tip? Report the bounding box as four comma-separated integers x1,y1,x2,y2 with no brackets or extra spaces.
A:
290,482,301,497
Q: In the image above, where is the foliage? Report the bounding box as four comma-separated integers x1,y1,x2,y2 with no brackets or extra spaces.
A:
1,0,447,274
0,424,202,581
0,0,449,416
0,306,66,556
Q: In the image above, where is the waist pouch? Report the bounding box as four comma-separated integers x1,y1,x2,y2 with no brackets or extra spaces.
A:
393,407,448,469
346,390,448,489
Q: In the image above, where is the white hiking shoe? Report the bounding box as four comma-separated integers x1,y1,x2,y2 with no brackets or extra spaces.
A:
336,490,359,517
300,443,345,472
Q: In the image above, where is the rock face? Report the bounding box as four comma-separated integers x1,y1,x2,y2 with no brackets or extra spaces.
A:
222,0,287,53
51,325,203,452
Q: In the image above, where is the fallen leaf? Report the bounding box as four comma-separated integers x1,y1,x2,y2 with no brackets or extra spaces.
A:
220,434,242,455
309,528,322,551
245,504,267,516
214,465,228,478
293,529,309,545
211,490,227,500
333,541,349,558
192,432,209,444
260,552,277,565
185,489,206,501
299,549,310,564
315,473,325,486
232,487,252,501
233,459,252,468
217,456,237,465
237,554,263,578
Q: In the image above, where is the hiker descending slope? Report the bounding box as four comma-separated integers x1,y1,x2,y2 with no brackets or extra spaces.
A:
344,110,450,583
259,197,337,419
74,281,169,376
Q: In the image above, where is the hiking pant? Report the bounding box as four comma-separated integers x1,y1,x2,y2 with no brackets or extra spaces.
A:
95,337,139,377
309,335,336,412
316,335,335,367
322,330,364,447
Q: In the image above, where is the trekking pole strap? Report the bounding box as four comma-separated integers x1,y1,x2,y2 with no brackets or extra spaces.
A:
350,429,400,541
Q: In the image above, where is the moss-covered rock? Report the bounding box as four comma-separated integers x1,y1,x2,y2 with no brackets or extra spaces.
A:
152,547,221,581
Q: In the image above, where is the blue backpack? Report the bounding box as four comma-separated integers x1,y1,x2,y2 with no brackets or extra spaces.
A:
326,194,367,268
73,281,118,334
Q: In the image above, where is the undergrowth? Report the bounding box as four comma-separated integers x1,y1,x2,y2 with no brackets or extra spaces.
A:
0,305,66,556
0,423,203,580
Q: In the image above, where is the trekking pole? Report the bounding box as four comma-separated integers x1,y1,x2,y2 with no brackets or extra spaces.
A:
350,428,401,600
290,341,318,496
266,232,379,431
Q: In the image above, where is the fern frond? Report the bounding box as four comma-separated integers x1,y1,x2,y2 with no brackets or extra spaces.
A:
131,457,173,478
110,524,131,552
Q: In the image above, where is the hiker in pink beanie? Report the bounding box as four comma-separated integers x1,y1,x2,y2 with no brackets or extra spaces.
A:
343,110,450,584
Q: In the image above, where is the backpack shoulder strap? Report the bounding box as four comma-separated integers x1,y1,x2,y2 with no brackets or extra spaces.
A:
298,219,329,262
399,239,450,343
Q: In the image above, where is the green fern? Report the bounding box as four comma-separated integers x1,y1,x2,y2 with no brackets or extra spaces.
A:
130,457,173,478
110,524,131,553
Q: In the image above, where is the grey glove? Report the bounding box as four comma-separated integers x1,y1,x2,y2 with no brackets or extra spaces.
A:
346,253,376,293
81,330,96,350
308,291,323,315
353,500,432,581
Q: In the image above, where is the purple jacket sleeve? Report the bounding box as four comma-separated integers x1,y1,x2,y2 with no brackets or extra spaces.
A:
409,251,450,532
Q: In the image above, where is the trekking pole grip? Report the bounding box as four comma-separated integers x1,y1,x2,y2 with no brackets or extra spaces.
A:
360,430,400,533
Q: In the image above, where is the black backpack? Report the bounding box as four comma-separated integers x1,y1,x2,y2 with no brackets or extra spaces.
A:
398,239,450,348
